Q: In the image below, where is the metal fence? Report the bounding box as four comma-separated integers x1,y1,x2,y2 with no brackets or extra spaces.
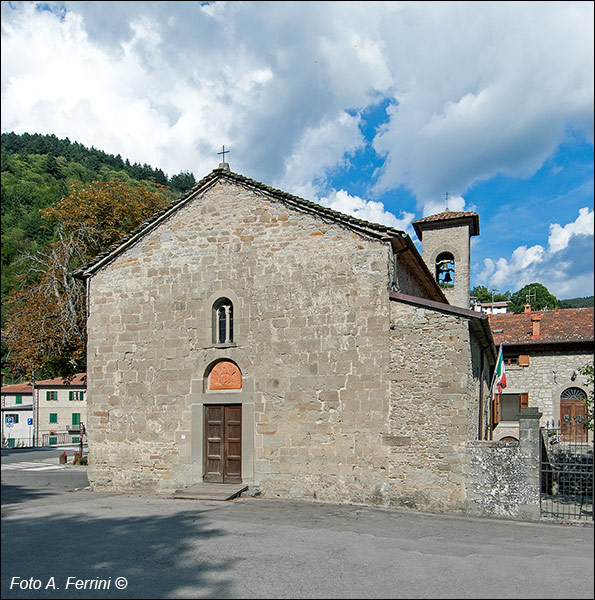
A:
2,434,81,448
1,436,34,448
540,422,593,522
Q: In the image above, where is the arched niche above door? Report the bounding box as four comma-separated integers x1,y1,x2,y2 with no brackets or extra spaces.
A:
208,360,242,391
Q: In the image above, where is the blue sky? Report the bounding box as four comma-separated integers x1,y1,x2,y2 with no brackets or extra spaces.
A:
1,1,593,299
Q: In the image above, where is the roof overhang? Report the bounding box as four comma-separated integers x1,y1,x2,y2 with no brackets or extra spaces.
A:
413,212,480,241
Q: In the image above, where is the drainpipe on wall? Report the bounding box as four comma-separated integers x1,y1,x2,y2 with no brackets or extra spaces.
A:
478,345,491,440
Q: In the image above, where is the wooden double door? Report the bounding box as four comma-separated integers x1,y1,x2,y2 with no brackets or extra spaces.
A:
560,398,588,442
204,405,242,483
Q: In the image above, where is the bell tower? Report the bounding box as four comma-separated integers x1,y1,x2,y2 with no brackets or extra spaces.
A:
412,211,480,308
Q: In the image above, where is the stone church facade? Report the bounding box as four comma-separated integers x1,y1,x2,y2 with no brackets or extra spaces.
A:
77,164,496,514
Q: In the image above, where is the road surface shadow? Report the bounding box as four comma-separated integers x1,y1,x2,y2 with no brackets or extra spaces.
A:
2,507,233,598
1,482,64,506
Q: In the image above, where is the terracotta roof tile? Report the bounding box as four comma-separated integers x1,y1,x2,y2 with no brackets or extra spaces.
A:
490,307,594,345
413,210,479,224
412,211,480,239
35,373,87,387
1,383,33,394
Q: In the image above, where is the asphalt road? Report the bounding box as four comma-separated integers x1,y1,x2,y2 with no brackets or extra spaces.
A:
2,447,594,599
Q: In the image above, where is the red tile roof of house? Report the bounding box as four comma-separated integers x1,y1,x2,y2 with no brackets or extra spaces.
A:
490,307,594,345
1,383,33,394
35,373,87,386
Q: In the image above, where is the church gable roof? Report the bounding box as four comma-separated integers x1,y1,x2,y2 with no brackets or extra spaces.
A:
74,166,424,282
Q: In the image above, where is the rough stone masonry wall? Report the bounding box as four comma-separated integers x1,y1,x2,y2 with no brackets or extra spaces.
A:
387,302,482,513
86,180,415,501
467,408,542,520
421,224,471,308
500,349,593,425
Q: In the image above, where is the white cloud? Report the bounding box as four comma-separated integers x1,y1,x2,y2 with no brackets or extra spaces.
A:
3,1,591,194
423,195,467,218
479,208,594,297
320,189,415,231
372,2,594,210
276,111,364,200
548,207,594,253
1,1,593,296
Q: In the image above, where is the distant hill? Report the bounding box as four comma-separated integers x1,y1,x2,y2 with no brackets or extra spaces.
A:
1,131,197,303
558,296,594,309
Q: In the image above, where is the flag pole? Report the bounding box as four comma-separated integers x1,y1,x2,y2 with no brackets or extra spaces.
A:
488,344,506,440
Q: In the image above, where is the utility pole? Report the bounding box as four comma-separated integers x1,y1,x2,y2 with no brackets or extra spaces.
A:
491,288,498,314
31,370,37,448
79,422,86,457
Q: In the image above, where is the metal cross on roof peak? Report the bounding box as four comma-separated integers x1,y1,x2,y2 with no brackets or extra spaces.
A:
218,145,230,163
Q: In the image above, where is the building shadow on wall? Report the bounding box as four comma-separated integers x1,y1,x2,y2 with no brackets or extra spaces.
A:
1,504,233,599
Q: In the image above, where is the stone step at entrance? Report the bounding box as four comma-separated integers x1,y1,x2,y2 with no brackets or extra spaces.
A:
173,482,248,501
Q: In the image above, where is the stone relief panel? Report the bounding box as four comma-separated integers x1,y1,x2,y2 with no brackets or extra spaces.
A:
208,360,242,390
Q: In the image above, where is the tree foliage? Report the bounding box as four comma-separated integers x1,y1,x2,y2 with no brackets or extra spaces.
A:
471,285,511,304
558,296,594,309
2,228,90,379
2,178,170,380
41,178,171,256
508,282,559,313
577,363,594,431
1,132,197,307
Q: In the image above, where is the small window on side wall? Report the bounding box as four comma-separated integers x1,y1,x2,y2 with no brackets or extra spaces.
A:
213,298,234,345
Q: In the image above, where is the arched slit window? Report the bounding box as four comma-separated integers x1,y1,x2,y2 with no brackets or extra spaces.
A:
436,252,455,286
208,360,242,390
213,298,234,344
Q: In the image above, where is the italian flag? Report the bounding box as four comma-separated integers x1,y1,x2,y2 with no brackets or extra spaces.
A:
495,344,507,393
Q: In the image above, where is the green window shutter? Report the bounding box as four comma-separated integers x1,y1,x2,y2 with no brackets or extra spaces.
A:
69,391,73,401
72,413,80,426
16,395,22,404
49,413,58,424
46,391,50,401
14,414,19,424
49,436,57,445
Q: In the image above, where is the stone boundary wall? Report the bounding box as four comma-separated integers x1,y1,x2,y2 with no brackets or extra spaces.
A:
467,407,542,520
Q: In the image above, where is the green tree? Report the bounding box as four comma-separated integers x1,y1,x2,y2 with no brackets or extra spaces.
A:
509,283,558,313
3,178,171,379
169,171,196,194
577,363,594,431
471,285,510,304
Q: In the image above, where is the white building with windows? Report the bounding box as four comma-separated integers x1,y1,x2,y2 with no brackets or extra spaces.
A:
1,383,34,447
34,373,87,446
472,300,510,315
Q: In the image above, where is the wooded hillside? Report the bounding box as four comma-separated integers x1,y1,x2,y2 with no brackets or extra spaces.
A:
1,132,196,302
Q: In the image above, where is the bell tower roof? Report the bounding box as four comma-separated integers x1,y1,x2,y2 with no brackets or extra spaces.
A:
412,211,480,241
